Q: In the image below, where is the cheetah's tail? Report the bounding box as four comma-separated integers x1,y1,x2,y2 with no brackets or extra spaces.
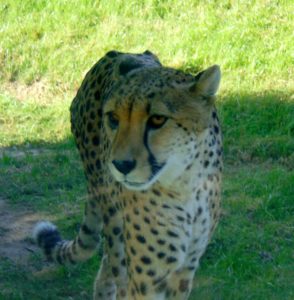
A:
33,221,101,264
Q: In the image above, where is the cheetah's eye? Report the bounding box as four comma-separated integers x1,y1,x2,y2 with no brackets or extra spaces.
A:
147,115,168,129
107,112,119,130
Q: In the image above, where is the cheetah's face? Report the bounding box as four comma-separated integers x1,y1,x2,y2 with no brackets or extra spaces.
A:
103,66,220,191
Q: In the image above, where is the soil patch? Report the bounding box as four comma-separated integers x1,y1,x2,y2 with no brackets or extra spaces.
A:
0,197,46,265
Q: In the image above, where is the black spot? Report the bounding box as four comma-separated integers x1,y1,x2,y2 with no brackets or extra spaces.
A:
179,279,189,292
90,80,96,90
125,214,131,223
158,221,166,227
92,136,100,146
175,205,184,211
141,256,152,264
186,164,192,170
90,150,96,158
112,266,119,277
176,215,185,222
130,246,137,255
94,90,100,100
147,92,155,98
150,199,157,206
107,236,113,248
150,228,159,235
157,252,166,259
144,216,150,224
108,207,116,216
148,245,155,252
120,289,127,297
121,258,126,266
147,270,156,277
103,214,109,225
67,252,76,264
140,282,147,295
167,230,179,238
87,122,93,132
113,227,121,235
180,244,186,252
152,189,161,196
169,244,177,252
104,63,111,70
86,100,91,112
203,181,207,190
204,160,209,168
166,256,177,264
136,235,146,244
157,239,165,245
135,265,142,274
155,280,167,292
133,223,141,231
162,204,170,209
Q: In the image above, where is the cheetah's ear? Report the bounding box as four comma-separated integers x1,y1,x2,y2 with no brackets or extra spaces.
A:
119,58,143,76
189,65,221,97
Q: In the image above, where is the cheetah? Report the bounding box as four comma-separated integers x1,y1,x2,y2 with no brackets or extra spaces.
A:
34,50,223,300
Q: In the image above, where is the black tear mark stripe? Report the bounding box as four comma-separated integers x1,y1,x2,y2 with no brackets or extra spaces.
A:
143,126,165,178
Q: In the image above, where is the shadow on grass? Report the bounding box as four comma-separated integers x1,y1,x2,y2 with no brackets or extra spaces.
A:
0,91,293,299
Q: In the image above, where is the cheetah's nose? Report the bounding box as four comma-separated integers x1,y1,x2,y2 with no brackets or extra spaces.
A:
112,159,136,175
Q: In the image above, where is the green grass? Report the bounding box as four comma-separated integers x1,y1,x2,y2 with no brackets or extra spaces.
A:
0,1,293,299
1,0,293,91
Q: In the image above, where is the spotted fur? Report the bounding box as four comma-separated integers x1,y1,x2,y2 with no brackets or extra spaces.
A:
34,50,223,299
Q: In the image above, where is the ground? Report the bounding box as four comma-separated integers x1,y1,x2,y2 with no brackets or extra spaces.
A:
0,196,39,263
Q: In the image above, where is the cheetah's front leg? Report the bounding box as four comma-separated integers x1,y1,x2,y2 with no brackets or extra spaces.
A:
94,202,128,300
94,255,116,300
94,254,128,300
165,269,196,300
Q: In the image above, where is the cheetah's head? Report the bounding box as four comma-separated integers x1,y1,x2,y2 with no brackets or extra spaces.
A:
103,65,221,191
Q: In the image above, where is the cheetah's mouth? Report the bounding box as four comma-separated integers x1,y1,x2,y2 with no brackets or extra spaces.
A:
123,162,166,191
124,181,147,190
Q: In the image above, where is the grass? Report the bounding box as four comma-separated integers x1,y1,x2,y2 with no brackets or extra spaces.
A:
0,0,293,299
